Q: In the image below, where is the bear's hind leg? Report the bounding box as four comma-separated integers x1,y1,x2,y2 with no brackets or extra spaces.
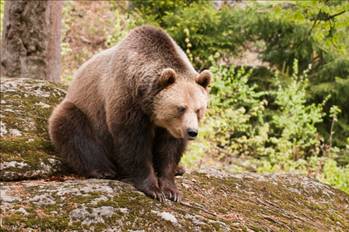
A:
49,101,116,178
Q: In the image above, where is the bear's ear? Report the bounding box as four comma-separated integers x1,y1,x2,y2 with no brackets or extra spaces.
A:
159,68,176,88
196,70,211,89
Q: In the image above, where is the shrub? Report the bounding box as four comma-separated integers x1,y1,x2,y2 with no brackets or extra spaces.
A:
208,64,268,157
320,158,349,193
204,61,348,193
208,60,325,159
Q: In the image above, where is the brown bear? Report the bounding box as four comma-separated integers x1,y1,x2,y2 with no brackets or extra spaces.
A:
48,25,211,202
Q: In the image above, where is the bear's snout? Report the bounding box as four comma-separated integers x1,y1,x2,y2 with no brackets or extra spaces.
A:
187,128,198,139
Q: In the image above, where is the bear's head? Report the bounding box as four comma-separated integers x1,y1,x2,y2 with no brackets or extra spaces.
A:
152,68,211,140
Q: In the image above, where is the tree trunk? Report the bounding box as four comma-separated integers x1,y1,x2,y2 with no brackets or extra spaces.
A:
1,0,63,82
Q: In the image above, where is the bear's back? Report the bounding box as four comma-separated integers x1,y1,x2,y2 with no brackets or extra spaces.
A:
69,26,195,93
118,26,195,74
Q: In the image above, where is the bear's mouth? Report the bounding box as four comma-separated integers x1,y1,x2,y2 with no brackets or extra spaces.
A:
168,128,198,140
166,128,183,139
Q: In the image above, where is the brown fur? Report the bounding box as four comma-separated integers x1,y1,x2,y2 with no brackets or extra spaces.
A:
48,25,211,201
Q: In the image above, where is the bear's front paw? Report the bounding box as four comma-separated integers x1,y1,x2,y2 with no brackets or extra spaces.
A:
159,177,181,202
133,177,166,202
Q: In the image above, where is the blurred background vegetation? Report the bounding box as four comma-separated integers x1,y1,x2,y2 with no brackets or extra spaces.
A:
3,0,348,193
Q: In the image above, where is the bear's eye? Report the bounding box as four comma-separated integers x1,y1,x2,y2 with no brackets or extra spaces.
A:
177,106,187,114
196,108,203,119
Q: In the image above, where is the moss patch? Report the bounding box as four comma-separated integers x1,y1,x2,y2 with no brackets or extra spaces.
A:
0,78,68,181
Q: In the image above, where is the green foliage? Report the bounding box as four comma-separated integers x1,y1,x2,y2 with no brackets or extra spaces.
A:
269,62,324,158
249,1,349,71
320,158,349,194
247,2,349,146
130,0,199,24
163,3,249,69
209,60,325,159
208,64,267,157
205,61,349,193
106,9,135,46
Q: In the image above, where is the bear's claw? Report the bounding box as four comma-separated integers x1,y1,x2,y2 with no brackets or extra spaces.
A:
152,191,165,202
142,187,165,202
131,176,166,202
158,177,181,202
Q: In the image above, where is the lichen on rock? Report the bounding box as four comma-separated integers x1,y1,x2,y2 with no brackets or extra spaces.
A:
1,173,349,231
0,78,68,181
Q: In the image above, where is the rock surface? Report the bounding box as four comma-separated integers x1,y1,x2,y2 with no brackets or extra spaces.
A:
1,172,349,231
0,78,67,180
1,78,349,231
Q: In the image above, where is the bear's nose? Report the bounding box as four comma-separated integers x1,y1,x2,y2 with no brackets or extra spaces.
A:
187,128,198,139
